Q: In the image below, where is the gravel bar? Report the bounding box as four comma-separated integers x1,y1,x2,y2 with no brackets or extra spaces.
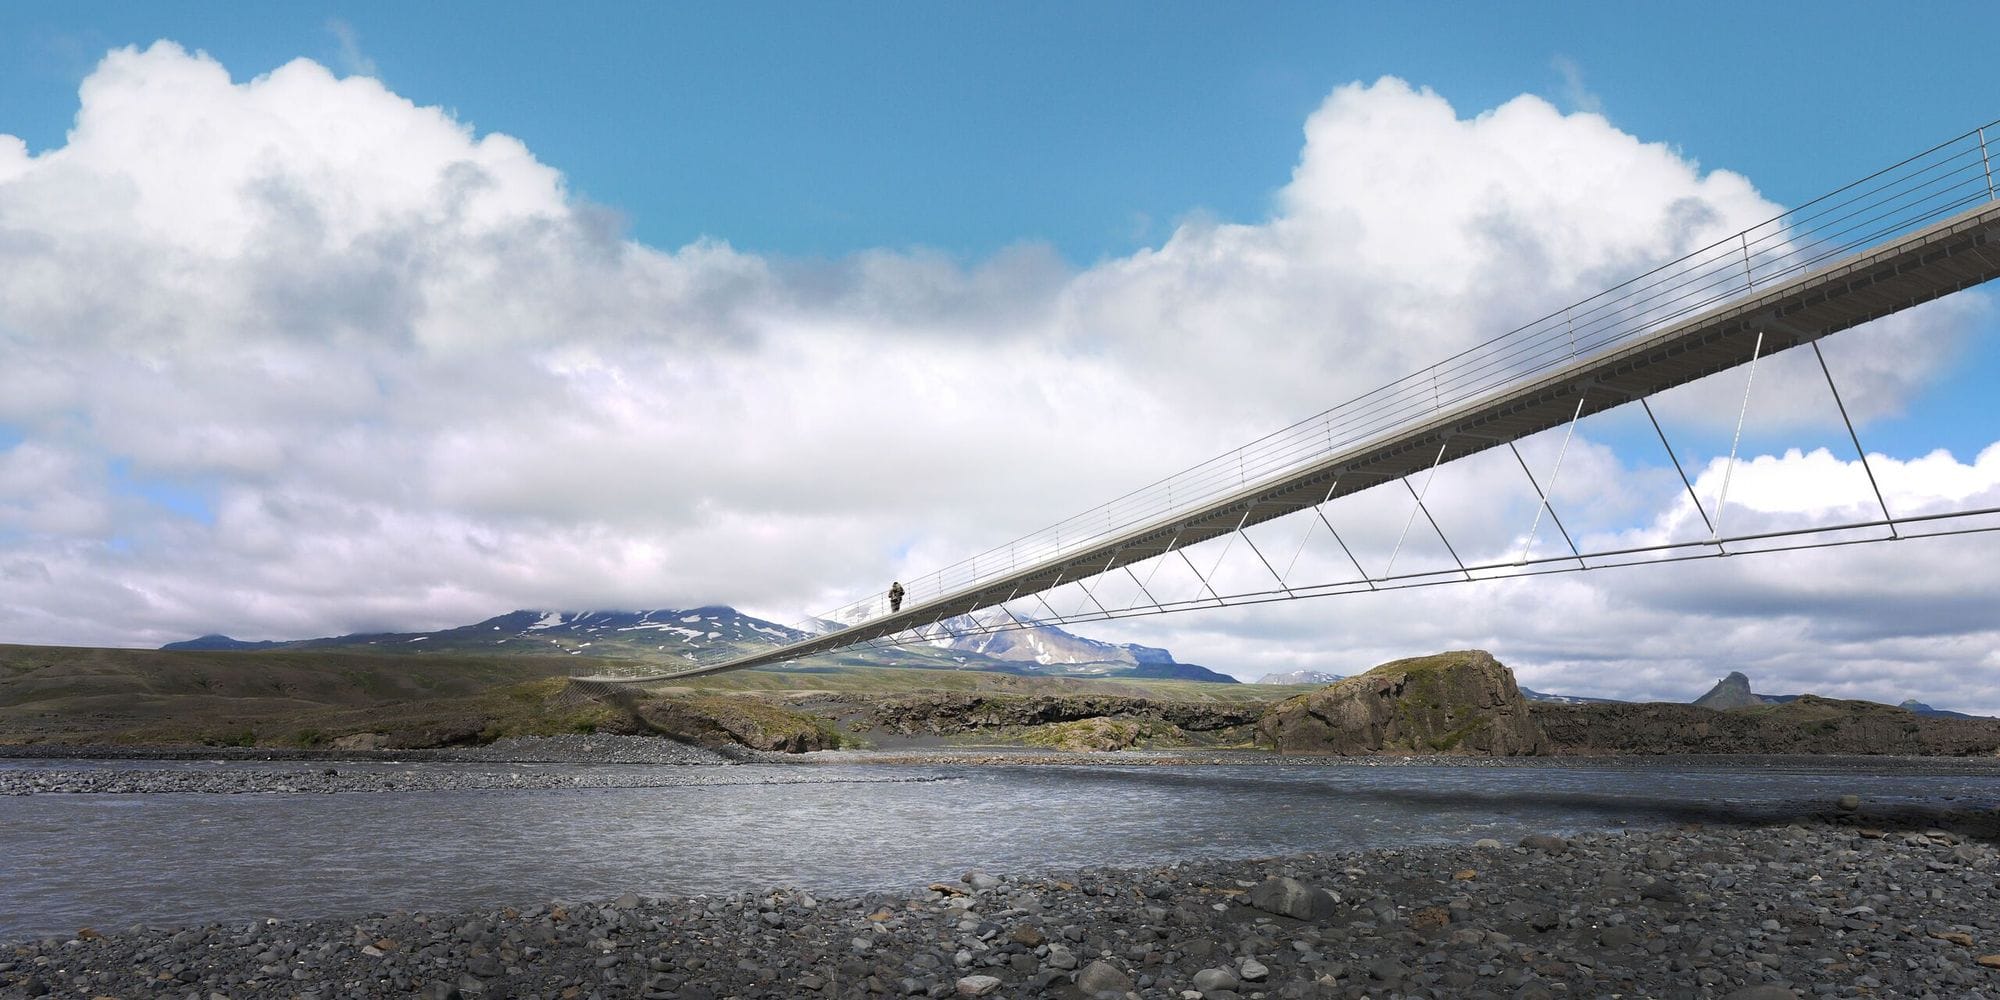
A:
0,735,737,767
5,816,1998,1000
0,767,951,795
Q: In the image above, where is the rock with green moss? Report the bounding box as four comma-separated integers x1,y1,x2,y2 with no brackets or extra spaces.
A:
1257,650,1547,755
865,693,1262,735
1021,717,1163,751
637,695,847,753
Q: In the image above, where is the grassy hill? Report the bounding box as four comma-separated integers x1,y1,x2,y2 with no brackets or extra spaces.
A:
0,643,587,747
0,643,1289,749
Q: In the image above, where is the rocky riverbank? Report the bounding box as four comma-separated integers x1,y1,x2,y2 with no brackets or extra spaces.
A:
1533,698,2000,757
0,734,737,766
5,815,1998,1000
0,765,956,796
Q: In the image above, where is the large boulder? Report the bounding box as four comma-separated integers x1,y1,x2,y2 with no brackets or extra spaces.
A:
330,732,385,751
1257,650,1547,755
1247,876,1340,920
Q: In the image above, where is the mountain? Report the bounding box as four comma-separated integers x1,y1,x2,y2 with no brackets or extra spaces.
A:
162,634,288,652
1254,670,1344,686
162,608,1239,682
1519,686,1625,706
176,609,812,664
1687,671,1990,719
926,616,1237,683
1693,671,1765,710
1899,699,1980,719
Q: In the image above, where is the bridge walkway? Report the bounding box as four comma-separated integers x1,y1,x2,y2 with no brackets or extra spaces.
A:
584,122,2000,681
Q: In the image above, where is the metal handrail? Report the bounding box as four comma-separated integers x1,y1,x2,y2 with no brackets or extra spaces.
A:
677,118,1999,665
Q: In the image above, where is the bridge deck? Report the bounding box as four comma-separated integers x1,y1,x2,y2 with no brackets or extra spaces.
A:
627,199,2000,681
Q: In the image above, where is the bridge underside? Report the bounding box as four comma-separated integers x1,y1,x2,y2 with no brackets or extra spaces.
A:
640,201,2000,679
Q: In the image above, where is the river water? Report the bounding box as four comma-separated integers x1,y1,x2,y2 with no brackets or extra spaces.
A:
3,755,1998,941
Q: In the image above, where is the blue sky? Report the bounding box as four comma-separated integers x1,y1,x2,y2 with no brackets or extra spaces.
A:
5,2,1997,264
2,4,1999,711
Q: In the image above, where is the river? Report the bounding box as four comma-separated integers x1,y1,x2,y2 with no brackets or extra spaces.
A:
3,754,1997,941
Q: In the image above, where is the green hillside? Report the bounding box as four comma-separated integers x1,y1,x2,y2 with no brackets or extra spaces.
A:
0,643,1289,749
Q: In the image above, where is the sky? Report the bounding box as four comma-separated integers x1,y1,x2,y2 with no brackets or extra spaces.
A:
3,4,1999,712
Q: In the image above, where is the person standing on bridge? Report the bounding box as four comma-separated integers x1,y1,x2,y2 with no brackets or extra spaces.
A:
888,581,905,613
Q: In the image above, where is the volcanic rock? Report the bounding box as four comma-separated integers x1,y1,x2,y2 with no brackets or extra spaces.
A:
1246,876,1339,920
1694,671,1765,710
1074,959,1133,994
1256,650,1547,755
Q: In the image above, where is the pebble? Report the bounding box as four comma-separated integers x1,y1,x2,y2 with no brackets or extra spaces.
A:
956,973,1002,996
0,739,975,796
5,816,2000,998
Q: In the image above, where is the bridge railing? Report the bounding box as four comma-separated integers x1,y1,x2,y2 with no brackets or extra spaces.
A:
721,119,2000,659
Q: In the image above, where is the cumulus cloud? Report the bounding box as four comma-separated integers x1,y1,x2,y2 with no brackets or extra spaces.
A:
1060,80,1781,423
1097,440,2000,716
1,43,1995,715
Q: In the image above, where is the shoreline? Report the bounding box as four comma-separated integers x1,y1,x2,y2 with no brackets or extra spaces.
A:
0,733,742,766
6,732,2000,766
6,738,2000,799
5,819,1997,999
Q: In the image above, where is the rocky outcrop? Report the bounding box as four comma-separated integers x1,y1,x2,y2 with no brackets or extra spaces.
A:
1019,717,1170,751
857,693,1265,736
1693,671,1764,710
1256,650,1547,756
1533,695,2000,756
330,732,385,751
636,697,845,753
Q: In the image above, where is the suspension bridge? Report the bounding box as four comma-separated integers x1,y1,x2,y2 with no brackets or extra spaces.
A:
586,119,2000,683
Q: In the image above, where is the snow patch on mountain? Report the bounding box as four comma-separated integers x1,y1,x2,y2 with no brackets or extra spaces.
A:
1254,670,1344,686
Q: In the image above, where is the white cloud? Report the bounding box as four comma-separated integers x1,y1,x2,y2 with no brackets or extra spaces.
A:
1096,440,2000,716
0,442,110,535
1,43,1996,716
1057,80,1793,427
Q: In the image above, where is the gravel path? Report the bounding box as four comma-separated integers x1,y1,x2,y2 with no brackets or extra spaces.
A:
4,817,1996,999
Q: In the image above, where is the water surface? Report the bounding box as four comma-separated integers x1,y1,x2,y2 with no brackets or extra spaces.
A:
3,755,1996,940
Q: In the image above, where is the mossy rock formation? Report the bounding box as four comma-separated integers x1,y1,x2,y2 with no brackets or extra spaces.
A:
1021,717,1148,751
1257,650,1547,755
862,693,1263,736
636,695,848,753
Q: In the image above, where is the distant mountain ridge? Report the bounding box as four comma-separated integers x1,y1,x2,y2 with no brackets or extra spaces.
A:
1897,699,1980,720
930,616,1232,680
163,622,1987,717
166,608,804,660
166,634,288,652
165,608,1239,683
1518,687,1626,706
1254,670,1344,686
1691,670,1986,719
